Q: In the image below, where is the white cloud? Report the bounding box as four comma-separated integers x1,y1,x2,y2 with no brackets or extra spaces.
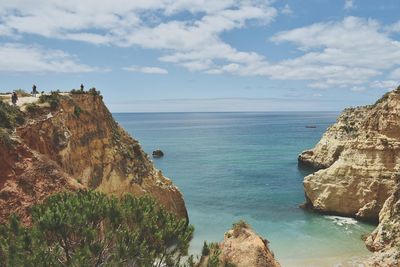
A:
265,17,400,88
350,86,365,92
389,68,400,79
0,43,105,73
344,0,354,10
281,4,293,15
0,0,277,75
386,21,400,33
123,66,168,74
0,2,399,92
370,80,399,90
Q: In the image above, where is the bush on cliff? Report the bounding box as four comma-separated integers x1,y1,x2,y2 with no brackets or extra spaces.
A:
0,191,194,267
38,91,61,110
0,99,24,129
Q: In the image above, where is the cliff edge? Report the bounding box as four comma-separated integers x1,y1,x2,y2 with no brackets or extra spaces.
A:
299,88,400,222
0,91,187,224
299,87,400,265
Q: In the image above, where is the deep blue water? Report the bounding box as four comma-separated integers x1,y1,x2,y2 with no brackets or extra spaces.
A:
114,112,375,266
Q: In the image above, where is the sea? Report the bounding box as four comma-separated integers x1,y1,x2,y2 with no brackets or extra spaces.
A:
114,112,375,267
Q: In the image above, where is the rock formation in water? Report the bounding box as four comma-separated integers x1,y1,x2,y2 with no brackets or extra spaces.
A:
0,91,187,224
198,221,280,267
299,88,400,222
299,87,400,265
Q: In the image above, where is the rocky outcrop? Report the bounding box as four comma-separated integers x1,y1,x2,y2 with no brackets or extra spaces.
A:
0,139,82,224
364,180,400,266
299,87,400,265
299,88,400,222
0,92,187,223
198,221,280,267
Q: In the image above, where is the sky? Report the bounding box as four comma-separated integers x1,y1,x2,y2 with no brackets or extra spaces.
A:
0,0,399,112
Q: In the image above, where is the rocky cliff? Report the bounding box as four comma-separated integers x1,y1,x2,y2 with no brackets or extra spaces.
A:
198,221,280,267
299,87,400,265
299,88,400,222
0,91,187,224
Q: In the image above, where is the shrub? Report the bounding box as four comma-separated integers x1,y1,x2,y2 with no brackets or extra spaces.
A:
25,103,40,114
0,99,24,129
207,244,221,267
88,88,101,96
38,91,60,110
0,128,13,148
74,105,82,118
0,191,194,267
202,241,210,256
232,219,248,237
70,88,86,95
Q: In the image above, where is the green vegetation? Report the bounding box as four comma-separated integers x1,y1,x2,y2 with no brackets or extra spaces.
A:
25,103,40,114
339,125,357,134
74,105,82,118
202,241,211,256
232,219,248,238
0,191,194,267
38,91,61,110
206,243,222,267
0,99,24,129
0,128,13,148
70,87,102,97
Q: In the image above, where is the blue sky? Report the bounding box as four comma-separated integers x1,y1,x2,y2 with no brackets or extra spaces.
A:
0,0,399,112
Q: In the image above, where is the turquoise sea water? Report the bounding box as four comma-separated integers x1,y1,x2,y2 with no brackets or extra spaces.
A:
114,112,375,267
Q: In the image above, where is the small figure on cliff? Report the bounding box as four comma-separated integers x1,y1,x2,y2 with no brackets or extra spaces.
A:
11,92,18,106
80,84,84,91
32,84,38,97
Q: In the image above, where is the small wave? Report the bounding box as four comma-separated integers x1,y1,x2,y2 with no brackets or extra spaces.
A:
325,216,358,227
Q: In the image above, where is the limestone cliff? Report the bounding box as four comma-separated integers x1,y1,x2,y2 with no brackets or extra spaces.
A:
198,221,280,267
0,91,187,224
364,179,400,266
299,87,400,265
299,88,400,222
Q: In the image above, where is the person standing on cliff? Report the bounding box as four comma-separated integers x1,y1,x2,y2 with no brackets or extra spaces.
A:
80,83,84,91
32,84,38,97
11,92,18,106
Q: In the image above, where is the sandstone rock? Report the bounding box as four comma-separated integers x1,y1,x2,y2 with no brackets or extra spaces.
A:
299,88,400,222
198,221,280,267
299,87,400,264
0,93,188,223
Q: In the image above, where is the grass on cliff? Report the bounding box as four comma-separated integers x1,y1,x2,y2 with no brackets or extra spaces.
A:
38,91,61,110
0,191,194,267
70,87,102,97
0,99,24,129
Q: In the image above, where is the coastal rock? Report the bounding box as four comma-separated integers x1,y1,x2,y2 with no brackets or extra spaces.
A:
364,182,400,266
0,93,187,223
0,139,82,224
198,221,280,267
152,149,164,158
299,88,400,221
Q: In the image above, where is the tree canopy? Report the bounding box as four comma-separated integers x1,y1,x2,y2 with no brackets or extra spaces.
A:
0,190,194,267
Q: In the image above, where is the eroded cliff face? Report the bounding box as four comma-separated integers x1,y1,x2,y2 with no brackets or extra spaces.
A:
299,87,400,264
0,93,187,223
198,222,280,267
0,139,82,224
299,89,400,222
364,179,400,266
